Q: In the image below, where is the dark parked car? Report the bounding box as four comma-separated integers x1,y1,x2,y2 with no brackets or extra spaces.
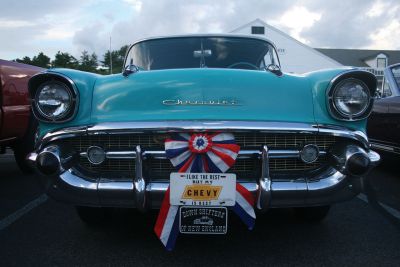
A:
0,60,43,172
368,63,400,155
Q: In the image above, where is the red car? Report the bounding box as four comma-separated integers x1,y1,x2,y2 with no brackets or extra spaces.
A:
0,59,43,173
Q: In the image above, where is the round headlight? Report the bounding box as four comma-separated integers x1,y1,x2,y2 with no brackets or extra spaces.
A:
35,81,73,120
331,78,370,119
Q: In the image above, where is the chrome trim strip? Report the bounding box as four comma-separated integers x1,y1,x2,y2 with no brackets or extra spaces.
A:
37,126,87,149
371,143,394,151
257,145,272,212
317,124,369,149
107,151,137,159
0,137,17,144
36,121,370,150
60,170,97,190
370,142,400,154
88,121,319,133
98,180,133,191
79,149,327,160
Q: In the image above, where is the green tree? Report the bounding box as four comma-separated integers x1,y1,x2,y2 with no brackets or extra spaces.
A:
52,51,78,68
78,50,98,72
102,45,129,74
15,56,32,65
31,52,51,68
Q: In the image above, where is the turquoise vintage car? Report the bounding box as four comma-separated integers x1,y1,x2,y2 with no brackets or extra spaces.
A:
27,34,380,243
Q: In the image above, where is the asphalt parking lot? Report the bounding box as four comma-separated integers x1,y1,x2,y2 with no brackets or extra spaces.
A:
0,151,399,266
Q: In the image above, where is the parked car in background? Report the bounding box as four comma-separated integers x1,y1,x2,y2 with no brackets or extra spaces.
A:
26,34,380,249
368,63,400,155
0,60,43,173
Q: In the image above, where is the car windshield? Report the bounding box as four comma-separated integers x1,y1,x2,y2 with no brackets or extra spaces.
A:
124,36,279,71
391,65,400,89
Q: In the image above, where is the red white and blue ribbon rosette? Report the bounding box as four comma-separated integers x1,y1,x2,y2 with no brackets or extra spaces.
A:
166,133,240,173
154,133,256,250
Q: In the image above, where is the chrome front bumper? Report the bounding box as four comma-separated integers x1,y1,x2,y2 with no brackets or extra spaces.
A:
27,121,381,211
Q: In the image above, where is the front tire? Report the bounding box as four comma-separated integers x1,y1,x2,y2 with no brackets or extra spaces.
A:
294,205,331,222
75,206,112,226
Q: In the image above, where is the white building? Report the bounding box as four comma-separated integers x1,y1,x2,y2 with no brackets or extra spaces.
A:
316,48,400,88
230,18,342,74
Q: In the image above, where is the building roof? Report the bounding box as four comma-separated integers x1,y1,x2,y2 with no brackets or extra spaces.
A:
316,48,400,67
231,19,342,67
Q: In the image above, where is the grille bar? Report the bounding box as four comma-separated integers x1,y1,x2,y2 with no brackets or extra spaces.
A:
68,132,336,151
79,149,327,160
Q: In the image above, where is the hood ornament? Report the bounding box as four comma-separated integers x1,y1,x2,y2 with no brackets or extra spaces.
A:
162,99,240,106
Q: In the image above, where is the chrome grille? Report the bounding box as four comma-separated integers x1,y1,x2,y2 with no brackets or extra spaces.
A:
78,158,136,177
269,158,324,171
66,132,336,178
70,134,162,150
235,133,335,150
145,157,324,175
68,133,336,150
145,158,260,179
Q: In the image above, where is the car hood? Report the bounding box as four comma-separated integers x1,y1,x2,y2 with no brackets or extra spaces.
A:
90,69,316,124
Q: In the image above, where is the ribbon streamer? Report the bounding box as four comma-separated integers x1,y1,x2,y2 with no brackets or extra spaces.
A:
154,133,256,250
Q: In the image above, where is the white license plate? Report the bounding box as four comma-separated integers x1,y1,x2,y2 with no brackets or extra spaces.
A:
170,173,236,206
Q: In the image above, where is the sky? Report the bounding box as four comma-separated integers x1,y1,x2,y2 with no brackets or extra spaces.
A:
0,0,399,61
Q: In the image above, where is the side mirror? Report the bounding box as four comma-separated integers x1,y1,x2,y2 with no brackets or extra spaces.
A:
123,59,139,77
265,64,282,77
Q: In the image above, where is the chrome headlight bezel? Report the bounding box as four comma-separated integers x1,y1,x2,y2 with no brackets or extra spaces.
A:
30,73,79,123
327,73,375,121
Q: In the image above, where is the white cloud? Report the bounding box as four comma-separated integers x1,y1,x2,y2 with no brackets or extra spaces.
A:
300,0,400,49
38,28,75,40
366,0,388,17
123,0,143,12
1,0,400,61
0,20,36,28
368,20,400,49
270,6,321,44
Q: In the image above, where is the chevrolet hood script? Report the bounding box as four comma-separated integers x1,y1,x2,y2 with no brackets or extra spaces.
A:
162,99,240,106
